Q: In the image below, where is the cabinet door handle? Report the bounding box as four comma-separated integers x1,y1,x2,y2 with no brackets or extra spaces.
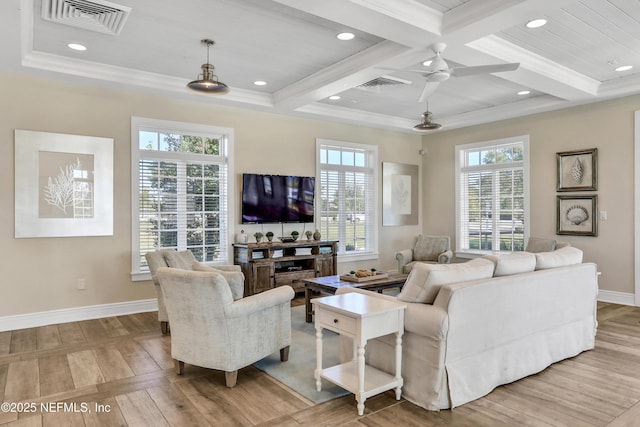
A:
333,318,339,324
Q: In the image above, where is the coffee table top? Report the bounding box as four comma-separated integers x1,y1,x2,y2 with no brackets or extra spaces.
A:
303,273,408,291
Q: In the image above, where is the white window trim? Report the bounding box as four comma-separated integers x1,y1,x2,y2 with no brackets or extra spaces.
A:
454,135,530,258
130,117,235,281
316,139,379,262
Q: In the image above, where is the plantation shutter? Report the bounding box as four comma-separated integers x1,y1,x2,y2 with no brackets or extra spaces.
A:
458,140,526,252
317,141,377,255
136,129,230,271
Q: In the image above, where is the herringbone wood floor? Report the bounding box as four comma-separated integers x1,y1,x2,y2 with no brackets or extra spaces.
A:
0,300,639,426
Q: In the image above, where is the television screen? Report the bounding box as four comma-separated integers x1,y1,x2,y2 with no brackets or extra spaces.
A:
241,173,315,224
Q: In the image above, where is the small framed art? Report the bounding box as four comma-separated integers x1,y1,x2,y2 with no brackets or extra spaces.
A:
556,194,597,236
556,148,597,191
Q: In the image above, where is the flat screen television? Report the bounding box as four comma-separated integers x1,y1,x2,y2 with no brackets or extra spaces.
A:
241,173,315,224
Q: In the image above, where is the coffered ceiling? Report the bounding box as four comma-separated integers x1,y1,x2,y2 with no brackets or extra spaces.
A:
2,0,640,133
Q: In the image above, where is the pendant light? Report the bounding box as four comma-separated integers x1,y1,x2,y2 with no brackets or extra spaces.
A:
413,100,441,132
187,39,229,94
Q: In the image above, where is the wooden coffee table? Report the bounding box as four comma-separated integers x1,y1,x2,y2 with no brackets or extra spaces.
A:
303,273,408,323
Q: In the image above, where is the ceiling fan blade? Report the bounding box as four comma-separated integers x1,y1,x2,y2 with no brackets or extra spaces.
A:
450,63,519,77
418,82,440,103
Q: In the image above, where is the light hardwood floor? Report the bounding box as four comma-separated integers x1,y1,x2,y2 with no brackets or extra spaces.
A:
0,301,639,426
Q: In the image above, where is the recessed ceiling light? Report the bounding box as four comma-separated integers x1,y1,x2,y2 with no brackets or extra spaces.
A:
253,80,267,86
67,43,87,51
615,65,633,72
526,18,547,29
422,60,432,67
517,90,531,95
328,95,341,100
336,32,355,41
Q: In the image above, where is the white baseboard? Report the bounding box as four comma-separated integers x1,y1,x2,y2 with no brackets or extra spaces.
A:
598,290,637,306
0,299,158,332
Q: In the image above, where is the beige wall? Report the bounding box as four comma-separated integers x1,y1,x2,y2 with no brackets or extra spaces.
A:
422,94,640,295
0,72,423,318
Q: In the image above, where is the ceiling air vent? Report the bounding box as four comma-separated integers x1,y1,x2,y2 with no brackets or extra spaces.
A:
357,75,412,89
41,0,132,35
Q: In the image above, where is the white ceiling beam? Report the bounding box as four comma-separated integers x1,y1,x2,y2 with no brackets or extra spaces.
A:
464,35,600,99
273,40,412,110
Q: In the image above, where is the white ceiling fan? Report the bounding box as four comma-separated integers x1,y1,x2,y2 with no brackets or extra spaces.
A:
410,42,520,102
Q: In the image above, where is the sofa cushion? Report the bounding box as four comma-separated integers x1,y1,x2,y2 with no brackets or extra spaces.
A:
164,250,196,270
483,252,536,277
397,258,495,304
192,261,245,300
525,237,556,253
535,246,583,270
413,235,449,262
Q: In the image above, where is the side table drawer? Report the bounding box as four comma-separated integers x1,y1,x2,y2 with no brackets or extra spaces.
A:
318,309,356,335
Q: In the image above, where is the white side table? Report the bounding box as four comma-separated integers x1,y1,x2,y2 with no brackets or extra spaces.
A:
312,292,406,415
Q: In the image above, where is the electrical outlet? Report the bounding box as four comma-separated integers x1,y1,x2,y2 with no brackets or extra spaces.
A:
600,211,607,221
77,278,86,290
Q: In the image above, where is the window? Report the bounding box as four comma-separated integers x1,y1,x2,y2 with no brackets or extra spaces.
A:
131,117,234,280
455,135,529,255
316,139,378,259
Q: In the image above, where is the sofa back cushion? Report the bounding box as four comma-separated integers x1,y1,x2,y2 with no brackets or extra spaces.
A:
413,235,450,262
535,246,583,270
483,252,536,277
397,258,495,304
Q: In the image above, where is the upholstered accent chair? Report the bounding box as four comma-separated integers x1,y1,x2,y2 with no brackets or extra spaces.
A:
145,249,241,334
396,235,453,274
156,267,294,387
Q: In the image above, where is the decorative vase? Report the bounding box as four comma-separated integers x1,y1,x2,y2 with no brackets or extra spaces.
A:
236,229,248,243
313,229,321,240
267,236,273,242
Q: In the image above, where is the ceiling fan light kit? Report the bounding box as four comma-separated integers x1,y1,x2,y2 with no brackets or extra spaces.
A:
187,39,229,94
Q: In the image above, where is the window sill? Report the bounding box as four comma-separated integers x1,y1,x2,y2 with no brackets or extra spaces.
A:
338,252,379,263
131,271,151,282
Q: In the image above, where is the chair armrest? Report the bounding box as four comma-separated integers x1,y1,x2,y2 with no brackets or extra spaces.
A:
438,250,453,264
225,285,294,318
395,249,414,272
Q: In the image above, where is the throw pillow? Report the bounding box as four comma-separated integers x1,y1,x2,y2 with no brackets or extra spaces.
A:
535,246,583,270
413,235,449,262
164,250,196,270
192,261,245,300
483,252,536,277
397,258,495,304
525,237,557,253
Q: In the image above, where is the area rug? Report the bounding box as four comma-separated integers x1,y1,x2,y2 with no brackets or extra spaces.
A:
253,305,349,404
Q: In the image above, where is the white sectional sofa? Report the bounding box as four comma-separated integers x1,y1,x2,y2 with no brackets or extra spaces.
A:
337,246,598,411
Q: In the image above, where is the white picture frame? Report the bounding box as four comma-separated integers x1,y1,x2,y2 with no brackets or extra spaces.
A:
14,130,114,238
382,162,419,226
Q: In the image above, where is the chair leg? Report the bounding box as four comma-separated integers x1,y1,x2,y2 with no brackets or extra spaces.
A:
161,321,170,335
174,360,184,375
280,345,290,362
225,370,238,387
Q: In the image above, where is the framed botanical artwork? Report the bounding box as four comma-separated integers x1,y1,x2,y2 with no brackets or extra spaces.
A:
556,148,597,191
14,130,114,238
382,162,418,226
556,195,597,236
